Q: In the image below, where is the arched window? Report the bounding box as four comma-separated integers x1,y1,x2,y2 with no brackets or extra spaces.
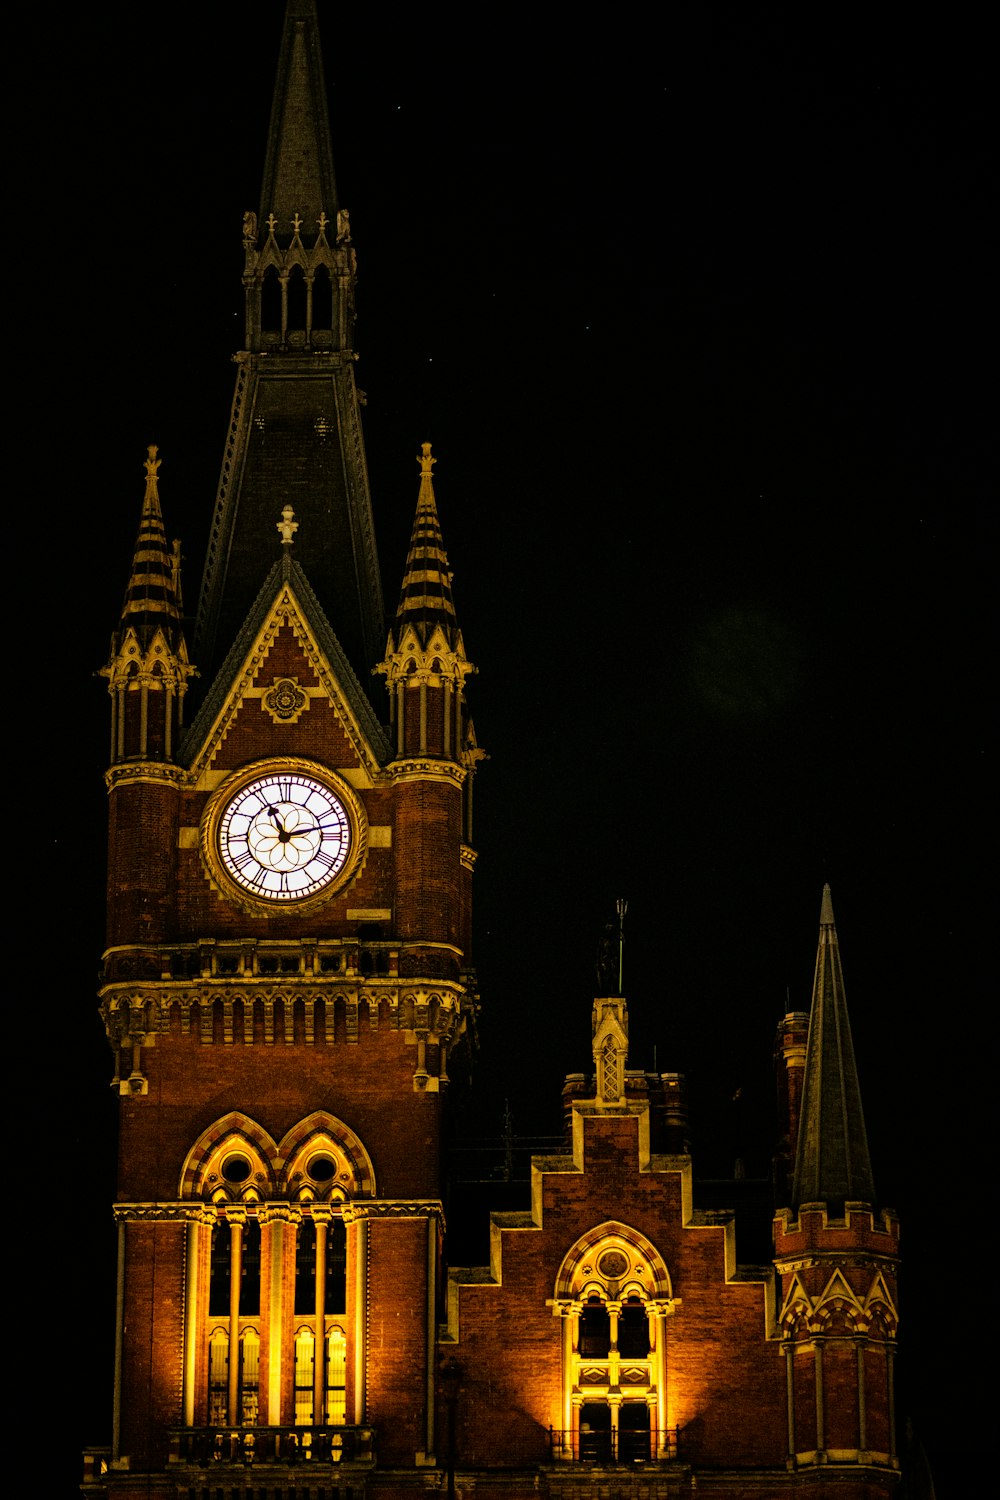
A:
552,1223,676,1462
182,1111,375,1433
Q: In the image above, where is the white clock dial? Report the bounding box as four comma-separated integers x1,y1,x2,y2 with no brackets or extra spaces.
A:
217,771,353,902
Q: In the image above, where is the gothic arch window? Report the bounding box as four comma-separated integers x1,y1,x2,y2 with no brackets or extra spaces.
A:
552,1223,676,1462
178,1111,373,1432
277,1111,376,1201
180,1112,278,1201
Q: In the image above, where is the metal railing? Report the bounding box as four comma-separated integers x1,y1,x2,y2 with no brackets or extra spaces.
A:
168,1424,376,1467
549,1428,679,1463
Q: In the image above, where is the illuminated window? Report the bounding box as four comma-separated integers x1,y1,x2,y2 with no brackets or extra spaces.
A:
553,1225,674,1462
579,1298,611,1357
293,1215,348,1424
294,1328,315,1425
206,1217,262,1427
183,1112,376,1433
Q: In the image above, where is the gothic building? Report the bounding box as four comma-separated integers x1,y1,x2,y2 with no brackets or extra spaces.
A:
85,4,901,1496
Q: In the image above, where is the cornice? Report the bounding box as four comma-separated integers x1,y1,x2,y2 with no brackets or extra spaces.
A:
105,762,185,791
773,1249,900,1275
389,758,466,788
99,973,475,1060
114,1203,216,1225
112,1198,444,1225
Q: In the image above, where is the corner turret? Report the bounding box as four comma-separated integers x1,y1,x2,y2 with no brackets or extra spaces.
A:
792,884,875,1212
377,444,477,767
101,446,193,765
773,888,900,1475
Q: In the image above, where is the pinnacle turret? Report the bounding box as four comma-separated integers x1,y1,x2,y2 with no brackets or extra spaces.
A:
791,885,875,1212
393,443,460,647
102,447,192,763
377,446,476,765
114,446,184,646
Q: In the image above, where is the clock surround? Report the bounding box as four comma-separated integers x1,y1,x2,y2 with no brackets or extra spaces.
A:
201,758,367,913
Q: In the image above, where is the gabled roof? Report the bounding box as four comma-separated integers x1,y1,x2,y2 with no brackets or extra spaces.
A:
792,885,876,1212
181,551,391,775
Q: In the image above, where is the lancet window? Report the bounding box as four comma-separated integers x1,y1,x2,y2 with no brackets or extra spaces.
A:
180,1112,375,1433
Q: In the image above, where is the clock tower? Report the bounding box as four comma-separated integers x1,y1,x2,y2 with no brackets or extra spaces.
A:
93,3,480,1493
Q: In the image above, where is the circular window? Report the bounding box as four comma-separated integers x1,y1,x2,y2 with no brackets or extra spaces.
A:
598,1250,629,1280
221,1154,252,1184
308,1155,337,1183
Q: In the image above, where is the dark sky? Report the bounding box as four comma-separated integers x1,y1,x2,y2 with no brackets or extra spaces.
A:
38,5,989,1491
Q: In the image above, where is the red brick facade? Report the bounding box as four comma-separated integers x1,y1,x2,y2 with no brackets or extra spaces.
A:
86,8,901,1497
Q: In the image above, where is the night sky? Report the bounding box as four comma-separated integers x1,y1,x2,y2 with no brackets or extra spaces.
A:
37,6,989,1492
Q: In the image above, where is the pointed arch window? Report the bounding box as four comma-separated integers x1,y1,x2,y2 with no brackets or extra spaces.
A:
182,1111,376,1433
552,1225,677,1462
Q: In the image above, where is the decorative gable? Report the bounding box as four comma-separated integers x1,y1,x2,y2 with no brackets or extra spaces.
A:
183,572,390,786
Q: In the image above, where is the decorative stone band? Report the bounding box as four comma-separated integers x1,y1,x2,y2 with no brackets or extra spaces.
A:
388,758,467,787
105,761,185,790
112,1199,446,1223
99,977,474,1049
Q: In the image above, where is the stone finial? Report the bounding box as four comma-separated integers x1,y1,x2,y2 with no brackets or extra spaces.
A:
277,505,299,546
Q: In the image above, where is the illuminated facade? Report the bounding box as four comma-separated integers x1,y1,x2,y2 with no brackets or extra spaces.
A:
85,4,901,1496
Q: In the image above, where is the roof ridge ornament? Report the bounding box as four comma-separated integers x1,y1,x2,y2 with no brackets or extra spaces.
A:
277,505,299,547
143,444,161,509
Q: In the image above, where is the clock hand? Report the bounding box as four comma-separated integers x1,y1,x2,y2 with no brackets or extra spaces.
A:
265,805,298,844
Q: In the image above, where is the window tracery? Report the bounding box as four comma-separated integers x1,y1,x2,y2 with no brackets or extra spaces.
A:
551,1223,677,1462
178,1111,374,1431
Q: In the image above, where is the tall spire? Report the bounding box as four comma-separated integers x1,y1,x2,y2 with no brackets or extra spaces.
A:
194,0,383,696
258,0,338,234
791,885,875,1212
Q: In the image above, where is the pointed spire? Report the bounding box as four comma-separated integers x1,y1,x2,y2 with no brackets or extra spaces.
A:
102,449,193,764
393,444,459,646
116,446,184,645
194,0,383,694
259,1,338,234
376,448,477,764
792,886,876,1212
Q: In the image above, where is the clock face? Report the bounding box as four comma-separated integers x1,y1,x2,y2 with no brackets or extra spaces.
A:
216,770,354,903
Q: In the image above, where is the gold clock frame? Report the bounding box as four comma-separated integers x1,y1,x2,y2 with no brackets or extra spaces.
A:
200,757,368,915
